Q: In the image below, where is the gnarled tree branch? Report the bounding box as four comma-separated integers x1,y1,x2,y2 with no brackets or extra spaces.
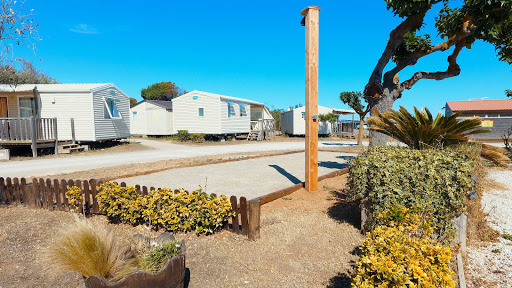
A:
383,14,477,86
398,39,466,92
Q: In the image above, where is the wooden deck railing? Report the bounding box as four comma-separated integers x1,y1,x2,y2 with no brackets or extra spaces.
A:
250,119,275,132
0,117,58,142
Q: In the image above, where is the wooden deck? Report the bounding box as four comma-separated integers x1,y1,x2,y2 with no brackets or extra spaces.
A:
0,117,58,157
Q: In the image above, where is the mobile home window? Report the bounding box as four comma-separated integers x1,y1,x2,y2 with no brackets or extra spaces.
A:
227,101,235,118
239,103,247,117
132,111,138,121
198,108,204,117
301,112,305,119
104,97,121,119
19,97,35,118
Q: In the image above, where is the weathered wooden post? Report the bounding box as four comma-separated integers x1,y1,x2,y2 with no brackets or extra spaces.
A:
71,118,76,144
30,116,37,158
53,117,59,154
301,6,320,192
248,199,261,240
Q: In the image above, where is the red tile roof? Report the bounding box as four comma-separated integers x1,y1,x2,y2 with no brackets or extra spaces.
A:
446,99,512,112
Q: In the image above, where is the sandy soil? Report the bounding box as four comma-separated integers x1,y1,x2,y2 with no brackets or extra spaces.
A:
5,141,153,162
0,175,363,288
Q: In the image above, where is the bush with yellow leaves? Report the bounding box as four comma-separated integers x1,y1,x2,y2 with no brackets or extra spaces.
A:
92,182,234,235
352,206,455,288
65,186,83,211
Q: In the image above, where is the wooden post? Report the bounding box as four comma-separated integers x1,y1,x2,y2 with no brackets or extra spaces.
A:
302,6,320,192
53,117,59,154
71,118,76,144
30,116,37,158
248,199,261,240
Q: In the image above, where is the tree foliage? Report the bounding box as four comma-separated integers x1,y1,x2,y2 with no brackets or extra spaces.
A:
0,59,58,84
0,0,39,64
506,89,512,98
141,81,186,101
270,107,283,131
129,97,137,107
340,91,370,145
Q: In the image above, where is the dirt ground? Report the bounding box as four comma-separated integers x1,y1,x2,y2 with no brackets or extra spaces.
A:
0,175,363,288
6,141,152,162
45,146,364,180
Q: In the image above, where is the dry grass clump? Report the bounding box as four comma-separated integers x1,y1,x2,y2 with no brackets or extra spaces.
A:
45,217,138,280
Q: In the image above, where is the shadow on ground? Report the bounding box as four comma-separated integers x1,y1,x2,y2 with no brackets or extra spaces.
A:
326,189,361,230
269,165,302,184
321,142,357,146
318,161,349,169
326,247,361,287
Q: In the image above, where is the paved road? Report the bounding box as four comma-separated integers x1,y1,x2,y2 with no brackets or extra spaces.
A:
117,151,354,200
0,139,361,178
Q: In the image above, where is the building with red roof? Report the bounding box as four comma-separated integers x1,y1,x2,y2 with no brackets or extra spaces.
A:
445,99,512,139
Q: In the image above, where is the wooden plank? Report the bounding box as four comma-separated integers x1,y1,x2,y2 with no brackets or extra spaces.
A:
32,178,39,208
39,178,47,209
13,178,21,206
76,180,82,212
31,117,37,158
121,182,126,187
302,6,320,192
230,196,239,234
0,177,5,205
142,186,148,197
61,179,69,211
20,178,28,207
240,197,249,235
150,186,155,192
135,185,141,195
6,177,13,205
54,179,62,211
248,200,261,240
89,180,99,213
46,178,53,210
83,180,90,214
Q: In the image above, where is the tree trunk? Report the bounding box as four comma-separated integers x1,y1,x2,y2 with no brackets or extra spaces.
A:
357,115,364,146
368,88,396,146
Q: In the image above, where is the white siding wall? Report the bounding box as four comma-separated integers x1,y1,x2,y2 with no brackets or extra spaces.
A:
220,99,251,134
145,104,172,135
282,106,334,135
39,92,95,141
92,86,130,141
130,102,147,135
173,93,221,134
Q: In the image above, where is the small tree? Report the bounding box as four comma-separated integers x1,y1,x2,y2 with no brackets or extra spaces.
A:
0,59,58,84
129,97,137,107
340,91,370,145
506,89,512,98
141,81,185,101
318,113,340,135
270,107,283,132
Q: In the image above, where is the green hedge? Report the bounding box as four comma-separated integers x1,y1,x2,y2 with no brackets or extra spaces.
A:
348,146,475,236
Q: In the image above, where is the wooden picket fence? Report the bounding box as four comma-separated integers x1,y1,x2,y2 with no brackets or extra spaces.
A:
0,177,260,240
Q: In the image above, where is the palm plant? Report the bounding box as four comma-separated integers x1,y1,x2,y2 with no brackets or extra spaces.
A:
367,106,510,165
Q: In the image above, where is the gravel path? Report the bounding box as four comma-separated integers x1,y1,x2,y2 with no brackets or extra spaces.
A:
466,169,512,288
0,140,360,178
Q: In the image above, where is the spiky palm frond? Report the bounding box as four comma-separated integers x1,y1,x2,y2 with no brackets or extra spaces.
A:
367,106,491,149
480,144,511,166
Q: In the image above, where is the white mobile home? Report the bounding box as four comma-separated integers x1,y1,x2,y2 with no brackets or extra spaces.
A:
0,83,130,143
130,100,173,136
172,90,275,136
281,105,354,135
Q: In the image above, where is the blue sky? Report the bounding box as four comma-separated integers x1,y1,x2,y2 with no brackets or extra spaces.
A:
15,0,512,120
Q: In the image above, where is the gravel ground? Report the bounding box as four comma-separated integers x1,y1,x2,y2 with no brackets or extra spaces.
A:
466,168,512,288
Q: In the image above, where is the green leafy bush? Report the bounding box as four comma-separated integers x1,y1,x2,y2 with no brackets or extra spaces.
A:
177,130,190,141
190,133,205,142
352,207,455,288
96,183,234,235
143,241,182,273
348,146,475,236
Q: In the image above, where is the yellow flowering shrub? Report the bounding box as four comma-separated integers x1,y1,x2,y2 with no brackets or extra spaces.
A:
65,186,83,211
96,182,234,235
352,207,455,288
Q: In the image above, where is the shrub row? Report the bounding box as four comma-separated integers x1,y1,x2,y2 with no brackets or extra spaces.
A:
352,206,455,287
69,182,234,235
177,130,205,142
348,146,476,237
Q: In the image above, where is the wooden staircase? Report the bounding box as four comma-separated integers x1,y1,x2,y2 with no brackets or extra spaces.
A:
58,142,85,154
247,130,262,141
